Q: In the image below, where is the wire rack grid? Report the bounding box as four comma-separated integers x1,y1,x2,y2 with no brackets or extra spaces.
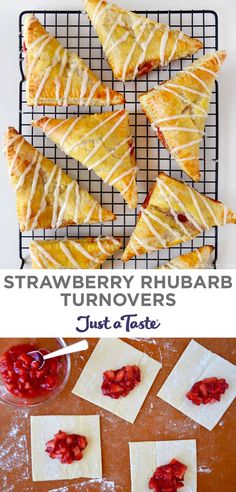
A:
19,9,219,269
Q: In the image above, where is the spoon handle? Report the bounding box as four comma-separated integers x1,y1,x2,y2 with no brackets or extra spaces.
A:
43,340,89,360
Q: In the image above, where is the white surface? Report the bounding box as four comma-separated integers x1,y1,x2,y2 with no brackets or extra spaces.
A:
0,0,236,268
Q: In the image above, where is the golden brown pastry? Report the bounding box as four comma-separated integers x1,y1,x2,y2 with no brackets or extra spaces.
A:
32,110,138,208
23,14,124,106
139,51,227,181
159,245,214,269
30,236,122,268
83,0,202,81
122,172,236,262
4,127,115,232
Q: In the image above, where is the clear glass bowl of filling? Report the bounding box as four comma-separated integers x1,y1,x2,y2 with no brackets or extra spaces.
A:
0,338,70,408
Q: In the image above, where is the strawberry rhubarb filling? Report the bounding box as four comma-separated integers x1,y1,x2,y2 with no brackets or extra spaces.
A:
0,343,61,398
149,459,187,491
186,377,229,406
138,61,156,77
45,430,88,464
101,365,141,399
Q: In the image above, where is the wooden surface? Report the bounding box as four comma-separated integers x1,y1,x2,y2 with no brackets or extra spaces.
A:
0,338,236,492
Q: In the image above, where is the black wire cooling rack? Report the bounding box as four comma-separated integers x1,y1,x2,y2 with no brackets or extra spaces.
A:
19,9,219,269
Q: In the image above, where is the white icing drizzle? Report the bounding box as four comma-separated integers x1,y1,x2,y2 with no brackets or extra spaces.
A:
121,174,135,196
72,240,100,263
153,114,205,125
14,151,38,192
122,21,148,81
196,248,203,266
159,126,204,135
130,239,139,256
106,86,110,106
27,35,53,80
103,13,123,51
66,110,122,153
46,119,68,138
4,134,21,153
56,181,74,228
87,136,130,171
83,111,127,166
185,69,212,95
79,68,89,104
103,146,132,183
93,2,110,28
168,31,184,63
51,168,62,228
25,156,43,229
63,64,76,106
74,184,81,224
86,80,101,105
110,166,136,186
31,165,57,229
171,138,202,154
27,33,49,53
105,31,130,56
160,25,169,66
197,66,218,77
133,24,160,78
33,242,63,268
96,237,109,255
60,241,80,268
60,118,82,150
30,250,43,268
168,83,210,99
34,45,62,105
9,140,24,175
159,87,208,116
98,203,103,223
56,50,68,101
132,233,156,252
188,187,209,229
213,52,222,65
141,207,179,238
141,211,167,247
84,201,97,224
92,0,104,25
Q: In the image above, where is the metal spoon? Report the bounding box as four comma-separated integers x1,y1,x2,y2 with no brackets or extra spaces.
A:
27,339,89,369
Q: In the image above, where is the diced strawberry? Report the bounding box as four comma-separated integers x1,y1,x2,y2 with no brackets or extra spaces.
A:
177,214,188,223
149,459,187,491
45,431,88,465
186,377,229,406
101,365,141,399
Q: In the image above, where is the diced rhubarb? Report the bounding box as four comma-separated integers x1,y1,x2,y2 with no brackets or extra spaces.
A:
0,343,61,399
101,364,141,399
149,459,187,491
186,377,229,406
45,430,88,464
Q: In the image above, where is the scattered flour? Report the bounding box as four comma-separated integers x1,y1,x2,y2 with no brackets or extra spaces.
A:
198,466,212,474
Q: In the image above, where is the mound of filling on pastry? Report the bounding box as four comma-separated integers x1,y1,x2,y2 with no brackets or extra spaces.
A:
45,430,88,464
149,458,187,491
186,377,229,406
101,365,141,399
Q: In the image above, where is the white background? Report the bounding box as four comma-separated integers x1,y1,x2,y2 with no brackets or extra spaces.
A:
0,0,236,268
0,270,234,336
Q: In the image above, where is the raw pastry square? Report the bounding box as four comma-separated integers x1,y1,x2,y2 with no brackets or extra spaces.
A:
72,339,162,423
129,439,197,492
157,340,236,430
31,415,102,482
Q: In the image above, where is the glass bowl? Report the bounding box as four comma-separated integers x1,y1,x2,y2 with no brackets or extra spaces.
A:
0,338,70,408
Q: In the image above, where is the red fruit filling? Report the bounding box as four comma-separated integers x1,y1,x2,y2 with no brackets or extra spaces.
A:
101,365,141,399
186,377,229,406
138,61,156,77
177,214,188,223
128,139,135,157
45,430,88,464
22,40,27,53
149,458,187,491
0,343,61,399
